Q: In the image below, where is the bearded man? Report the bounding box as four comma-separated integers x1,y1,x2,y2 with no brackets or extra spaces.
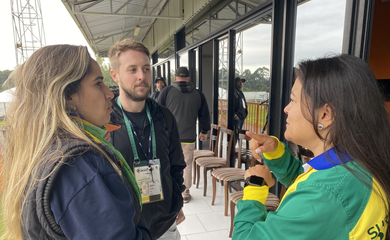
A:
109,38,186,240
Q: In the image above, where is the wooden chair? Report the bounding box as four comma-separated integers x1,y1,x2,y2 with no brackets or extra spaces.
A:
237,133,256,169
192,124,220,185
210,134,251,216
229,190,280,237
196,127,234,197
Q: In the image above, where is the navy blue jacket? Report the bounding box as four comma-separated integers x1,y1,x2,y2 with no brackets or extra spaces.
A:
22,138,150,240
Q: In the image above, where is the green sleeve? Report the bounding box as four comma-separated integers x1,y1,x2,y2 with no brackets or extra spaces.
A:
263,142,304,187
233,184,349,240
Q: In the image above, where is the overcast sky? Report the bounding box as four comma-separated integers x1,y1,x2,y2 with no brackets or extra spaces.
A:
241,0,346,72
0,0,92,71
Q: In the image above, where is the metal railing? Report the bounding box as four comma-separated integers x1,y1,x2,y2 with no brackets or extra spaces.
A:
218,99,268,134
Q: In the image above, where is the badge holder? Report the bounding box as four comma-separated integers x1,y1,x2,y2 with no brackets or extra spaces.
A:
134,159,164,204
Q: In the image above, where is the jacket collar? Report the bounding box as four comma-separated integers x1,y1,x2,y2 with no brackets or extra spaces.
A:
307,147,354,170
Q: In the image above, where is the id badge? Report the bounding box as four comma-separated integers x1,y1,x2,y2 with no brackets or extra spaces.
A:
242,99,246,109
134,159,164,204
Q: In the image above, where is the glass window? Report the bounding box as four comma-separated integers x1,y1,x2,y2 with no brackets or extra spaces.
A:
218,37,229,128
162,63,166,79
158,36,175,60
178,51,189,68
185,27,198,46
152,66,157,87
194,49,199,88
168,56,175,85
294,0,347,64
234,13,272,133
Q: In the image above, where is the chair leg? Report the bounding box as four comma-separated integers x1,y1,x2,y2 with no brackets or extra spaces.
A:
237,181,241,192
196,164,201,188
211,176,217,205
193,158,197,185
229,200,236,238
203,167,208,196
224,181,229,216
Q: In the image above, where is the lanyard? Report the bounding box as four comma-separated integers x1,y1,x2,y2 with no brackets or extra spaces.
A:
117,98,157,161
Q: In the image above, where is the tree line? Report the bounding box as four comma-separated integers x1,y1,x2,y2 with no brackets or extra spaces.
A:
0,70,13,92
1,61,269,93
0,58,117,93
219,66,270,92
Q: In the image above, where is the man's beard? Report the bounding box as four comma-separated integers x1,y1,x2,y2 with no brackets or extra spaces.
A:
121,81,150,102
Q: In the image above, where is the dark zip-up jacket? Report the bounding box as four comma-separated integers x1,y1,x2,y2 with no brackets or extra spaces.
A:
157,81,210,143
110,98,186,240
150,91,160,101
234,88,248,121
22,138,150,240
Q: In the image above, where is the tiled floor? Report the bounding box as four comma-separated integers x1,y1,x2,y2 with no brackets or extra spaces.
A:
178,172,236,240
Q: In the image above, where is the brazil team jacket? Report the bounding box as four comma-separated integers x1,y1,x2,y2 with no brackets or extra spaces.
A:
233,140,388,240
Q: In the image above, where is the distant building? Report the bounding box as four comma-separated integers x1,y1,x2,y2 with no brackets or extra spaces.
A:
243,92,269,103
0,87,15,118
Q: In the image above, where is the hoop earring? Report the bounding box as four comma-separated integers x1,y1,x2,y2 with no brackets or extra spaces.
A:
318,124,324,130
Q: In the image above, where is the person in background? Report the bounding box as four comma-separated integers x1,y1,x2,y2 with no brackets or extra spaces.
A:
158,66,210,203
109,38,186,240
1,44,150,240
150,77,166,101
234,77,248,142
233,54,390,239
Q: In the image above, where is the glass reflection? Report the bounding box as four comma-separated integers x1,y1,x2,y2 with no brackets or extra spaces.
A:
218,38,228,128
233,13,272,134
294,0,347,64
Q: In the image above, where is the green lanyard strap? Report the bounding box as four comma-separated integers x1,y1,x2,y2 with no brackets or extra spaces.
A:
116,98,157,161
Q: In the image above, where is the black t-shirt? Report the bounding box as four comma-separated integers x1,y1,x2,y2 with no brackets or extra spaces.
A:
124,108,149,159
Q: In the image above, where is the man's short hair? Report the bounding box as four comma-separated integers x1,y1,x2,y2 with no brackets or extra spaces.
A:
109,38,150,72
175,67,190,78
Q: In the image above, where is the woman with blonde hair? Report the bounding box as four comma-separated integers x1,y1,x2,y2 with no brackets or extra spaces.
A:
233,54,390,239
1,44,150,240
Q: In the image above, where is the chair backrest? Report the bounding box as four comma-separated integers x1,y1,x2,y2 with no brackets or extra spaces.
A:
237,133,254,169
218,127,235,166
209,124,220,155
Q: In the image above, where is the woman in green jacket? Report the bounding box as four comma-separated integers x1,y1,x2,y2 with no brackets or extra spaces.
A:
233,54,390,240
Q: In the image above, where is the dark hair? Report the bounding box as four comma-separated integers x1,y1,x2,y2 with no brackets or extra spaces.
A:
297,54,390,238
64,62,90,100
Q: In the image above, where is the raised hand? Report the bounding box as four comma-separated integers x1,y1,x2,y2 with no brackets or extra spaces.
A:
245,132,278,159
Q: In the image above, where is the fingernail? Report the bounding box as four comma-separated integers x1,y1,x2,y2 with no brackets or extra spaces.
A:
255,148,262,154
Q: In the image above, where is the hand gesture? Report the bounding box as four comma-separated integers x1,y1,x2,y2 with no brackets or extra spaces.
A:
245,132,278,160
